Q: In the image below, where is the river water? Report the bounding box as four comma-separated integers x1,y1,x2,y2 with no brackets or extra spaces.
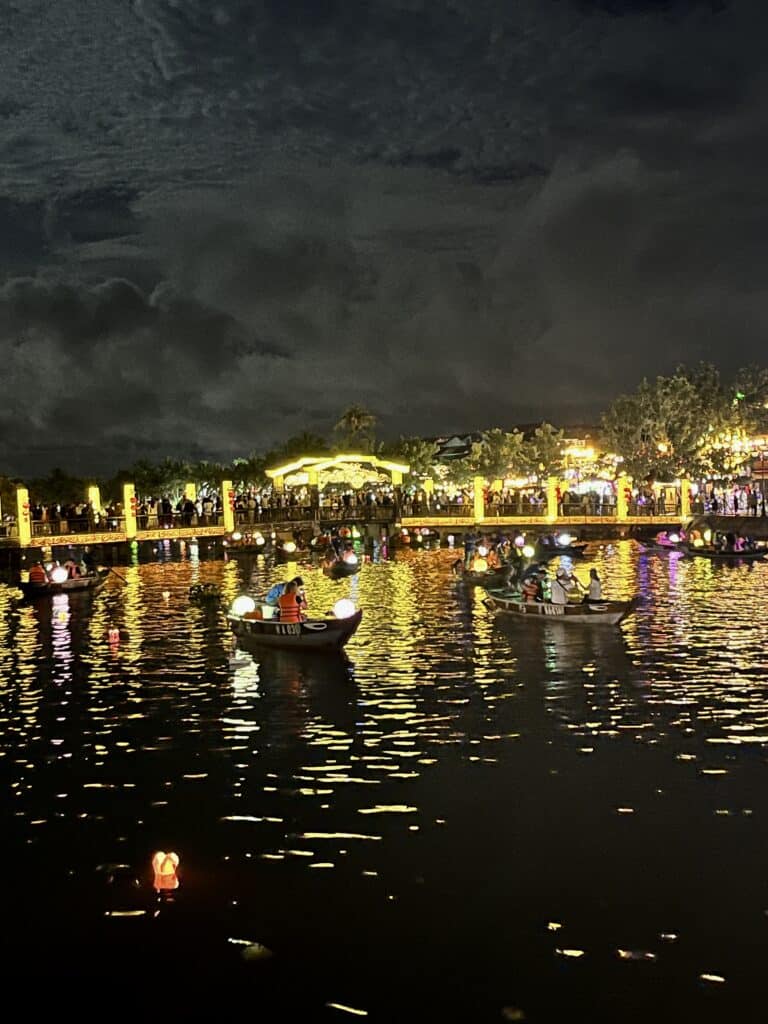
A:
2,541,768,1020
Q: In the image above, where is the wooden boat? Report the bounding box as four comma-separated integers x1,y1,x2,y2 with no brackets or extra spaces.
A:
637,541,685,554
684,546,767,562
322,560,361,579
228,609,363,651
536,542,588,561
485,589,636,626
18,568,109,599
456,565,509,587
189,583,222,605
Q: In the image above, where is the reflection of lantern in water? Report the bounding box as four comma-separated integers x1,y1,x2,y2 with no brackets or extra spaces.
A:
152,851,180,891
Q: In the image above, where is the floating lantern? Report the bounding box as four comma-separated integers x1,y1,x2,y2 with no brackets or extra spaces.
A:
514,535,525,549
473,557,488,573
255,533,265,546
477,545,488,557
557,533,572,547
50,566,69,584
522,544,536,559
668,532,681,544
282,540,297,554
333,598,356,619
231,595,256,617
152,851,179,892
703,529,712,543
351,526,361,539
231,531,242,542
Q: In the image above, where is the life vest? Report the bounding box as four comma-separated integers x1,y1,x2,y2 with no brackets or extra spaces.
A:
29,564,47,584
278,593,301,623
522,579,538,602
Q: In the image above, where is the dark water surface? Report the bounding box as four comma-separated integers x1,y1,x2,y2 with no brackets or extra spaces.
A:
2,542,768,1020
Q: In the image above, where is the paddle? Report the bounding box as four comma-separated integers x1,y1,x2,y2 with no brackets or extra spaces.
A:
106,567,128,584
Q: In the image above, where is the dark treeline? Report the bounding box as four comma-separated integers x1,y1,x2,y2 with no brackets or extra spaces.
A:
3,364,768,510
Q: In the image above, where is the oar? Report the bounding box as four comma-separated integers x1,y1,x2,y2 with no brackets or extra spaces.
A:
106,567,128,584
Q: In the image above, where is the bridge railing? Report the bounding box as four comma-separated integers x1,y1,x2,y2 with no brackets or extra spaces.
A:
484,502,549,518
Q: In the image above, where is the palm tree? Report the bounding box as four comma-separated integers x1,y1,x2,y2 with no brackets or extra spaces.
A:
333,405,377,452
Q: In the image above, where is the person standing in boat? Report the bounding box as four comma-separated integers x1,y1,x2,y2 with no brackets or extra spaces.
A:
551,568,577,605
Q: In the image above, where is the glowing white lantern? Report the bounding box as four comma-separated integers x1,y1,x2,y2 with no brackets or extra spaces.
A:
557,533,572,547
522,544,536,558
477,545,488,556
668,532,680,544
231,531,242,542
282,541,297,554
255,533,265,546
514,535,525,548
231,595,256,617
333,598,356,619
50,566,69,584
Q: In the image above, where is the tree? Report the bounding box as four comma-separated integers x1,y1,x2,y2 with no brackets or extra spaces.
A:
467,428,526,481
601,365,746,482
266,432,330,465
520,422,565,479
732,364,768,436
382,436,439,479
333,405,377,452
29,467,87,505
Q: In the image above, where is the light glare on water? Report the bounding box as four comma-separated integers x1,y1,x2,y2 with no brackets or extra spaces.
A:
1,540,767,1019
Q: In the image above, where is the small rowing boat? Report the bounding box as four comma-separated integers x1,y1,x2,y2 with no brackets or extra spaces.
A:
684,546,767,562
228,608,363,651
485,589,636,626
322,560,361,579
18,568,109,600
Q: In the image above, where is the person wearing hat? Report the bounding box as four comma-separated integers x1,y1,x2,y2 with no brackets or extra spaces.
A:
551,567,576,605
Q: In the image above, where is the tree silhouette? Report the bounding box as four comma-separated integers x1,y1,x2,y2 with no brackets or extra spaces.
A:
333,405,377,452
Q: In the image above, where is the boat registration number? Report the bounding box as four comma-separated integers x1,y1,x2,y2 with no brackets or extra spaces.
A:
543,604,565,616
274,623,301,635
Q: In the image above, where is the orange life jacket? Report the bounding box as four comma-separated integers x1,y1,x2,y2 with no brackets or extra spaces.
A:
522,579,538,602
29,564,47,584
278,593,301,623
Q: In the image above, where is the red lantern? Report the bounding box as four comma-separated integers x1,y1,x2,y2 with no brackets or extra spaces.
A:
227,489,235,511
152,851,179,892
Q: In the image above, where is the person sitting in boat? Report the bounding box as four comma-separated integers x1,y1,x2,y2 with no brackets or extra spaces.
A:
63,559,81,579
486,547,501,570
584,568,602,603
265,575,305,606
29,562,49,585
80,546,96,576
277,580,305,623
521,575,539,602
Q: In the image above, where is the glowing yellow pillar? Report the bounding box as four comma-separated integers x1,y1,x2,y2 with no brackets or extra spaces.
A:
222,479,235,533
184,483,197,502
473,476,486,523
423,477,434,497
391,469,403,487
617,473,631,521
680,478,691,519
123,483,137,538
273,474,284,493
87,484,101,515
16,486,31,546
546,476,558,523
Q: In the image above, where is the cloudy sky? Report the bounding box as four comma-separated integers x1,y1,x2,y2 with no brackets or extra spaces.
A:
0,0,763,473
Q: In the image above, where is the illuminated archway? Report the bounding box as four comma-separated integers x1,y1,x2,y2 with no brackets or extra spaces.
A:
266,453,409,492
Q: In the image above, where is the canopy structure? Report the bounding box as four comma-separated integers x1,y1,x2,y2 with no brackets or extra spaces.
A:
266,453,410,492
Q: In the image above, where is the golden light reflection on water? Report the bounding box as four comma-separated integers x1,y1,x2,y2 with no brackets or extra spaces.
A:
3,541,768,1002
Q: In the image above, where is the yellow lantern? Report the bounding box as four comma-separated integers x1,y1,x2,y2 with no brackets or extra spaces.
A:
152,851,180,892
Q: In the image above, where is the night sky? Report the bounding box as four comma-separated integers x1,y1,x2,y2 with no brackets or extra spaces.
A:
0,0,761,473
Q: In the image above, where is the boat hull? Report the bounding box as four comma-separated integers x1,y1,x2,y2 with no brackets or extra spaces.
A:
684,548,766,562
18,569,109,599
229,609,362,651
322,561,361,579
486,590,635,626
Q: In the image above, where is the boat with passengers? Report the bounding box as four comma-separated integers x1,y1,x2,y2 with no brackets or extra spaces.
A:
228,595,362,651
485,589,636,626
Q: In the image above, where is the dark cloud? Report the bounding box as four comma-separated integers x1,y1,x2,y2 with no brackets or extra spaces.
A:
0,0,765,472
